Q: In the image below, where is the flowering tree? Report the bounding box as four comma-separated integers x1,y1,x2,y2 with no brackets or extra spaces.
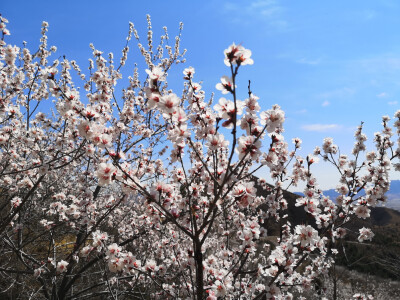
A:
0,14,399,299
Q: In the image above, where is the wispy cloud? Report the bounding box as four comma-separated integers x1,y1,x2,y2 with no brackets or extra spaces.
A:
296,57,321,65
250,0,280,15
222,0,288,30
322,100,330,107
276,52,323,65
360,9,377,21
294,108,307,114
377,92,388,98
357,55,400,73
388,101,398,105
318,87,356,99
302,124,342,132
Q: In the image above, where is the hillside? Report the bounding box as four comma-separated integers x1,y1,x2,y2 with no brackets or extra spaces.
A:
255,180,400,280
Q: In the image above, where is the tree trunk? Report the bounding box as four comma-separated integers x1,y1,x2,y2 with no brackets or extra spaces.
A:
194,240,204,299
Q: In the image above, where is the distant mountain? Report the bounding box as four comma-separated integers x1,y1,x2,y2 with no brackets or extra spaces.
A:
385,180,400,211
295,180,400,212
258,181,400,235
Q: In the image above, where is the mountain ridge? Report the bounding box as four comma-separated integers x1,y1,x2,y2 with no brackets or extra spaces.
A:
295,180,400,211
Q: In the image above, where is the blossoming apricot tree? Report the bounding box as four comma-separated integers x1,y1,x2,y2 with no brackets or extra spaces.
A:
0,14,399,299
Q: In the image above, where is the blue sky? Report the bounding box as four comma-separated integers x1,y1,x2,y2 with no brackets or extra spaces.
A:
2,0,400,189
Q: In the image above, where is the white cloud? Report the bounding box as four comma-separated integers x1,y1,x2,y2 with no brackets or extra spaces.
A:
361,9,377,21
268,20,289,30
249,0,277,9
322,100,330,107
377,92,388,98
318,87,356,99
302,124,342,132
294,109,307,114
357,55,400,73
296,57,321,65
253,0,280,16
222,0,288,30
224,0,280,15
388,101,398,106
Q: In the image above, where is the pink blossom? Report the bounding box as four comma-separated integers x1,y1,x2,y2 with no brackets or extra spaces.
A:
216,76,235,94
56,260,69,274
224,43,254,66
358,227,374,242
